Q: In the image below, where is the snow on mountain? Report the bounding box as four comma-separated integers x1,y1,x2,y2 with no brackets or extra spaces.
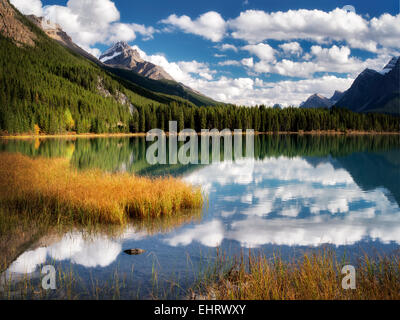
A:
99,42,174,81
379,56,400,75
100,51,122,63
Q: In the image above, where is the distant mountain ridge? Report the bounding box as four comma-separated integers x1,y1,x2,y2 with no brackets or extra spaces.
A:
20,14,220,106
300,91,344,109
99,42,220,106
301,57,399,114
336,56,400,114
99,42,174,81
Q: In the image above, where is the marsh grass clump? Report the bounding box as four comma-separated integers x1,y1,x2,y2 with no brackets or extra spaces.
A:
0,153,203,224
195,250,400,300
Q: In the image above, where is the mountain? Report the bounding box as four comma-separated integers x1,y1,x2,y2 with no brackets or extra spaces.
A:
99,42,174,81
329,90,345,104
22,14,215,107
0,0,208,135
19,16,220,108
300,90,346,109
100,42,220,106
0,0,36,46
300,94,333,109
336,57,400,114
25,15,99,64
105,65,220,107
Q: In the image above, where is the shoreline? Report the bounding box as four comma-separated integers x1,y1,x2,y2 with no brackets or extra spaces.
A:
1,130,399,140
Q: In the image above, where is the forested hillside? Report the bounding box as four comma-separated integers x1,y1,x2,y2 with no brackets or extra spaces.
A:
0,0,197,135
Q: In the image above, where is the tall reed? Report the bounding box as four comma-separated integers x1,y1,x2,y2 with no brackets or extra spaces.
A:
0,153,203,224
195,250,400,300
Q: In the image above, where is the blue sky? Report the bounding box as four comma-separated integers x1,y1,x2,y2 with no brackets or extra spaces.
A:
11,0,400,106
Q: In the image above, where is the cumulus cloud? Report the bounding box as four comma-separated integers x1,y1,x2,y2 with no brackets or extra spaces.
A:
228,8,400,52
12,0,157,52
131,45,216,82
184,75,353,106
279,42,303,56
160,8,400,53
241,57,254,68
160,11,226,42
10,0,43,16
218,60,241,66
216,43,238,52
242,43,276,62
251,45,393,78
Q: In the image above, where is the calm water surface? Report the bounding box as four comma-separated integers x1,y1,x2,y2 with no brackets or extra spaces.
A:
1,135,399,298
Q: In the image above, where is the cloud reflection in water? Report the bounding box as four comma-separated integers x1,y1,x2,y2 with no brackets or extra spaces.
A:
171,157,400,248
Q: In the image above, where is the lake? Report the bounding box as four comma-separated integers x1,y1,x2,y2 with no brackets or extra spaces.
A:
1,134,400,299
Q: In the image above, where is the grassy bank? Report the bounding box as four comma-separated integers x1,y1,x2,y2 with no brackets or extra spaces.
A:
0,153,203,224
195,251,400,300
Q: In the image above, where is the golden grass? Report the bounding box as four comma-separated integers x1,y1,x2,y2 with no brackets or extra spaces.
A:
0,153,203,224
198,251,400,300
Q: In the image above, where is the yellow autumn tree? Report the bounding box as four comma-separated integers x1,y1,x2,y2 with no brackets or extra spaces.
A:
64,108,75,131
34,124,40,135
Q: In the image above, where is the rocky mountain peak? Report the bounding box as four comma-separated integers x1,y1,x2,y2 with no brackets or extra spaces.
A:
100,41,142,63
99,42,174,81
26,15,73,44
0,0,36,46
300,93,333,109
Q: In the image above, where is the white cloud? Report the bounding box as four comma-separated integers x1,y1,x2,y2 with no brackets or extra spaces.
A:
228,9,400,52
311,45,351,64
185,75,353,106
160,11,226,42
229,9,367,45
10,0,43,16
217,43,238,52
178,61,216,80
251,45,393,78
279,41,303,56
12,0,157,52
131,45,216,82
241,57,254,67
368,13,400,49
218,60,241,66
129,23,157,41
160,9,400,53
242,43,276,62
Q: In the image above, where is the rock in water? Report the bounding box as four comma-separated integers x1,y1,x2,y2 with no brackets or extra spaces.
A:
124,249,146,255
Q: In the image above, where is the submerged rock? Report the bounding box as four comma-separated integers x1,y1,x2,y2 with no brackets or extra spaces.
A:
124,249,146,255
